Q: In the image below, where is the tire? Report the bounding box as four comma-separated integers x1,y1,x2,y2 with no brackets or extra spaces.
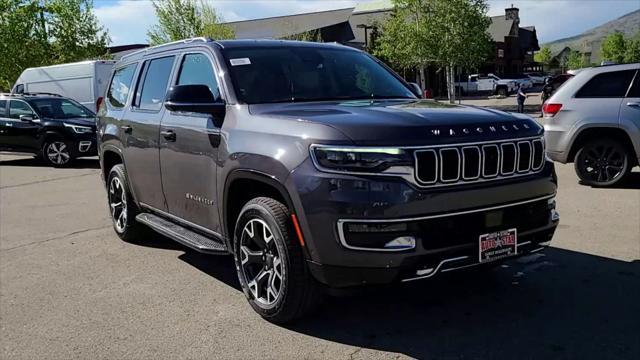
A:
496,87,508,97
106,164,147,241
42,137,73,167
574,138,631,187
233,197,322,323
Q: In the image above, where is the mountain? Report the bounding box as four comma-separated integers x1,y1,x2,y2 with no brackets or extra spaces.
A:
543,9,640,64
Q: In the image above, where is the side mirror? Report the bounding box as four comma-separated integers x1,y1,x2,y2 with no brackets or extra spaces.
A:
409,82,423,98
19,115,35,122
164,84,226,120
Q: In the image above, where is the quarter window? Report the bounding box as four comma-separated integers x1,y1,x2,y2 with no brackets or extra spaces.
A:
177,53,220,100
575,70,636,98
108,64,138,108
8,100,35,119
137,56,175,111
627,71,640,98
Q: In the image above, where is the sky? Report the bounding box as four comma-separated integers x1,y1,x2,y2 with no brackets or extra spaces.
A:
93,0,640,46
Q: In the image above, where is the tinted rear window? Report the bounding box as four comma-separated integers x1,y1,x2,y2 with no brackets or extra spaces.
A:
575,70,636,98
0,100,6,116
108,64,138,108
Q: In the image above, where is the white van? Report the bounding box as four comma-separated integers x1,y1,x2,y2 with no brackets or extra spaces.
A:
12,60,116,112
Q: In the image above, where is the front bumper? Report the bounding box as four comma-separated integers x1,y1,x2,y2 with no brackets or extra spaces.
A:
69,134,98,157
288,159,558,287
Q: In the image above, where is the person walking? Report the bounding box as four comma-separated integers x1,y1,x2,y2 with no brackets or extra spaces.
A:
516,84,529,113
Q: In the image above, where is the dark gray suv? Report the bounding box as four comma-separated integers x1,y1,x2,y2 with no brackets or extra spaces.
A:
97,38,559,323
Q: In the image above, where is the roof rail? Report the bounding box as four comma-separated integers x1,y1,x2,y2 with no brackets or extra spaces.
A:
23,92,62,97
121,37,213,61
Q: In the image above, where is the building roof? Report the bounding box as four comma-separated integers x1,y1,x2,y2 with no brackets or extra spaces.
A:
488,15,515,42
225,7,354,39
519,27,540,51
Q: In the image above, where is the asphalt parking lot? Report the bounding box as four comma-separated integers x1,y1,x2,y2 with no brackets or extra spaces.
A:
1,154,638,360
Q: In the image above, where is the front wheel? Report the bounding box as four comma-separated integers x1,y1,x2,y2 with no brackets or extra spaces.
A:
42,138,73,167
233,197,321,323
574,139,631,187
496,87,508,97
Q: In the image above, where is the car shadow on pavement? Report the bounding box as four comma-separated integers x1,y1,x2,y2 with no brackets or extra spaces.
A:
0,156,100,169
286,248,639,359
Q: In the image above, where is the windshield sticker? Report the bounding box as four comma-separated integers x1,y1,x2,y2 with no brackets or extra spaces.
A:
230,58,251,66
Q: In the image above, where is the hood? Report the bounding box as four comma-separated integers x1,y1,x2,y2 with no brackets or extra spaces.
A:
249,99,542,146
49,117,97,128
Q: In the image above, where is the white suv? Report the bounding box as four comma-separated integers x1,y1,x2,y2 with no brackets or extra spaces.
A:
543,63,640,187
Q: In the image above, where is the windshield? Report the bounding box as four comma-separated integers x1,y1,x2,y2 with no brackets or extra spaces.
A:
30,98,95,119
222,46,416,104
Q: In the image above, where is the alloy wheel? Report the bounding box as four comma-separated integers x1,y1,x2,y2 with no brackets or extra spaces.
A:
109,177,128,233
577,143,626,184
239,218,284,307
46,141,70,165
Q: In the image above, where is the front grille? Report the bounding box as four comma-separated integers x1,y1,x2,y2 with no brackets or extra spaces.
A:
415,137,544,187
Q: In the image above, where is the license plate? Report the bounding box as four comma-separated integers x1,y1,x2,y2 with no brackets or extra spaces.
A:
479,228,517,263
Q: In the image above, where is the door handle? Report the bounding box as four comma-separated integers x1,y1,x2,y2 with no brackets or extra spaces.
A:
161,129,176,141
626,102,640,107
121,125,132,134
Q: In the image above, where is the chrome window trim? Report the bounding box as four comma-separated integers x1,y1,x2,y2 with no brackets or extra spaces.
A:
481,144,500,178
413,148,438,185
461,146,481,180
517,141,532,173
500,143,517,175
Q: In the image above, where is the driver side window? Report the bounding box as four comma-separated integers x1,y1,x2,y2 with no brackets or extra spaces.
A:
8,100,36,119
177,53,220,100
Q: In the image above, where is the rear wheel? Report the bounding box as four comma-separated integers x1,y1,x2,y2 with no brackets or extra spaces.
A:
574,138,630,187
107,164,146,241
233,197,321,323
496,87,508,97
42,138,72,167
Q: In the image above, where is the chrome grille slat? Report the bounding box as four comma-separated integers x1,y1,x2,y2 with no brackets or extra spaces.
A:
415,137,545,187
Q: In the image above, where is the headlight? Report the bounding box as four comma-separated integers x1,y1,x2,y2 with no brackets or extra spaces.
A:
64,123,93,134
310,145,412,173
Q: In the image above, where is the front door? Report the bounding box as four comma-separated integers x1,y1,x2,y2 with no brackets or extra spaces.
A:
2,100,41,152
121,55,176,211
160,52,223,234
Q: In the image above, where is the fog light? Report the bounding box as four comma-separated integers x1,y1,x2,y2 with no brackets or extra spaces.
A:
384,236,415,250
347,223,408,233
550,209,560,222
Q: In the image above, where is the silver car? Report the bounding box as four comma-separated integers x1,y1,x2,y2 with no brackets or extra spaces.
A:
543,63,640,186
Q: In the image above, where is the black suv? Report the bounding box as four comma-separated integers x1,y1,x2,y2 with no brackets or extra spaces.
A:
0,93,97,166
98,38,559,323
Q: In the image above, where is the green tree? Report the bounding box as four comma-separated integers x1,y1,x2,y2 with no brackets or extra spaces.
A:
567,50,587,70
0,0,109,91
147,0,234,45
375,0,492,103
601,31,627,64
534,46,552,71
624,31,640,63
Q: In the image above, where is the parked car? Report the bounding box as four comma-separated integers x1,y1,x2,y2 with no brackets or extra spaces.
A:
455,74,517,96
0,93,97,166
495,73,534,89
12,60,116,112
543,63,640,186
98,38,559,323
524,72,549,85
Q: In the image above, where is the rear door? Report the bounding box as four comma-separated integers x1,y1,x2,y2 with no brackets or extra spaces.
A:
620,69,640,159
121,55,176,212
572,69,636,128
159,51,224,234
0,99,9,148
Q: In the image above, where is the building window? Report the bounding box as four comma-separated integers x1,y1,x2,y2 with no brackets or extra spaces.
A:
498,49,504,58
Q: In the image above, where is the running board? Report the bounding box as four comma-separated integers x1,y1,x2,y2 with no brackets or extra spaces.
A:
136,213,227,254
